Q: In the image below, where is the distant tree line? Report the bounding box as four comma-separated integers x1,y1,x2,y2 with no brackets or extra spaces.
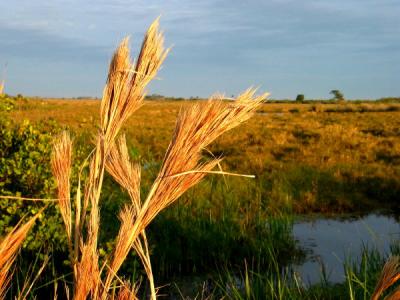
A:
287,90,400,104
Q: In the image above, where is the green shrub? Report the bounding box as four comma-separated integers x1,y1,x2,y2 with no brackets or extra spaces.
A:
330,89,345,102
295,94,305,102
0,118,69,253
0,94,16,112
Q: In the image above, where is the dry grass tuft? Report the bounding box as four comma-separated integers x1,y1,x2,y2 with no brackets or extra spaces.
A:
51,131,73,244
115,282,139,300
1,17,267,299
140,88,268,228
102,88,268,293
74,243,100,300
100,18,169,146
73,18,168,299
106,135,141,207
372,255,400,300
105,136,156,298
0,213,40,299
0,261,12,300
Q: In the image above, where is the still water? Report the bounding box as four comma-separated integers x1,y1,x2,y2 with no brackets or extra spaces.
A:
293,214,400,285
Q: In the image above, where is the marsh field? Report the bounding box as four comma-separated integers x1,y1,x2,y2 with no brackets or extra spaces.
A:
1,96,400,299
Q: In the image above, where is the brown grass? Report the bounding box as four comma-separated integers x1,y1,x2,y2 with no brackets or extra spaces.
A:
0,213,41,299
10,99,400,175
46,18,267,299
51,132,73,248
101,89,267,297
371,256,400,300
105,135,154,298
66,18,168,300
10,17,265,299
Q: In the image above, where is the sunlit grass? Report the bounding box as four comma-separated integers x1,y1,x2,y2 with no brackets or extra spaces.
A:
9,98,400,213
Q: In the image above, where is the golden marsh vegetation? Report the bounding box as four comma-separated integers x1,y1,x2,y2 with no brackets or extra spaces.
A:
9,98,400,213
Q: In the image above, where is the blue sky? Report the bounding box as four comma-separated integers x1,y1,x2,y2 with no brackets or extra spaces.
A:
0,0,399,99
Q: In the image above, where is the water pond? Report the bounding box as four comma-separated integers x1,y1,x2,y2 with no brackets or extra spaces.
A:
293,213,400,285
165,213,400,297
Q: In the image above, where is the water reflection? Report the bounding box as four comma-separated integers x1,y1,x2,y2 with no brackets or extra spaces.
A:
293,214,400,285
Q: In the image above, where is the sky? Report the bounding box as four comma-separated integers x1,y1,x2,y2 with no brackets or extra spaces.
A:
0,0,399,99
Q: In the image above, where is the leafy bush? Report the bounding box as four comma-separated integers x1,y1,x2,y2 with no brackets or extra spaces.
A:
295,94,305,102
330,89,345,102
0,94,16,112
0,118,68,252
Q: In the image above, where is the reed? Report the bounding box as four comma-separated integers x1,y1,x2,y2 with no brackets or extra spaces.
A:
51,132,73,252
47,18,267,300
0,213,40,299
371,256,400,300
101,90,267,299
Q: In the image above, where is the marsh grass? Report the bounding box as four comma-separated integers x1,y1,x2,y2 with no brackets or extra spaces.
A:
176,247,400,300
5,18,266,300
0,211,42,299
1,18,269,299
10,97,400,214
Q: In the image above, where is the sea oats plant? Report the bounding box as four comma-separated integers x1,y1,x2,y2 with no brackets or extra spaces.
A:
370,256,400,300
49,18,267,300
0,212,42,299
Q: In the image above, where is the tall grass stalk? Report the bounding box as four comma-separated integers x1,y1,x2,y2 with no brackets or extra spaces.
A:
371,256,400,300
0,212,41,299
48,18,267,300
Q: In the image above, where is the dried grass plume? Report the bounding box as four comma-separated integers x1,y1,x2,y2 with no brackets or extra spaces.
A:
372,255,400,300
0,213,41,299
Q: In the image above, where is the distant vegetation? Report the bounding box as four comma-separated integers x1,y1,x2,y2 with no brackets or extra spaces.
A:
0,94,17,111
2,94,400,298
6,98,400,213
295,94,305,103
330,89,345,102
376,96,400,103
